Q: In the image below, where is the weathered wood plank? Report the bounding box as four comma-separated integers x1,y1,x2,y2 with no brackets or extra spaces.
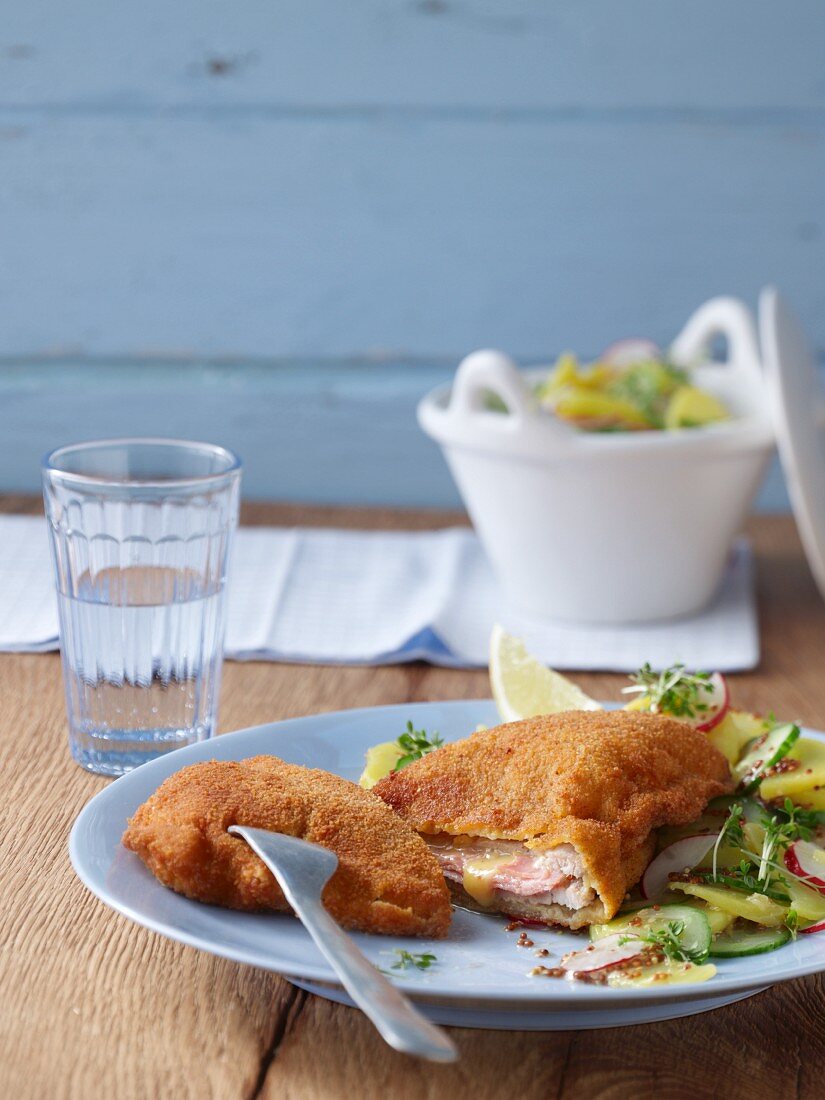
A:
263,994,573,1100
555,978,825,1100
261,979,825,1100
2,0,824,111
0,358,456,504
1,116,823,360
0,358,792,509
0,649,300,1100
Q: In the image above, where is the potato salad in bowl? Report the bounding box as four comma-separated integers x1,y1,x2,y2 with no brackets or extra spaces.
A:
417,296,775,623
530,339,729,433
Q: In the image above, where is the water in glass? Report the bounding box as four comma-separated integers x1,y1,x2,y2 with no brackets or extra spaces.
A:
58,565,225,774
42,439,241,776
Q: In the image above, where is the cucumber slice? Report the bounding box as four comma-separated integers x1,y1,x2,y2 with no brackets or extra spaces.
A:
590,903,712,962
707,794,739,812
706,795,764,823
741,799,766,824
616,897,652,915
659,797,763,850
709,925,791,957
735,723,800,794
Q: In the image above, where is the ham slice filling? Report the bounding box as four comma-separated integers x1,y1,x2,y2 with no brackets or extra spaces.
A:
425,835,595,911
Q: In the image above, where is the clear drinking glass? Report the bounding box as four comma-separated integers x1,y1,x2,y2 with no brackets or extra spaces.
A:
42,438,242,776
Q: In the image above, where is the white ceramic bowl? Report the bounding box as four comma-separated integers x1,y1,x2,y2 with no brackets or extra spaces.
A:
418,297,775,624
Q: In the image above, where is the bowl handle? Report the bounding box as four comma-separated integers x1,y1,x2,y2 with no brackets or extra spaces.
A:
669,297,762,387
449,349,533,427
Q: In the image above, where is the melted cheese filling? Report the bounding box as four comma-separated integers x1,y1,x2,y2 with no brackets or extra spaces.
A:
461,854,515,907
426,834,595,911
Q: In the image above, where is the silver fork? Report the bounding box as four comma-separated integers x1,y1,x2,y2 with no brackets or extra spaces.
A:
228,826,458,1063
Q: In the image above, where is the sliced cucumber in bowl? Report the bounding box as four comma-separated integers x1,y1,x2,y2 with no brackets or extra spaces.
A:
708,925,791,958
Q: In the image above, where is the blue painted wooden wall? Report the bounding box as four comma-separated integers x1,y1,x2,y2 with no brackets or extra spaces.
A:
1,1,824,506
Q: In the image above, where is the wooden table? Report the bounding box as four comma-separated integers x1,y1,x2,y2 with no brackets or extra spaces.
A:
2,501,825,1099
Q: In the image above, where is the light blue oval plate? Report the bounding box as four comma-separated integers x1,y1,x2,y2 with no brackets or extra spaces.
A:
69,700,825,1030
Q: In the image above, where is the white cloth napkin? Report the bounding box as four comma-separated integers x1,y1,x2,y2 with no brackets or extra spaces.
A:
0,515,758,671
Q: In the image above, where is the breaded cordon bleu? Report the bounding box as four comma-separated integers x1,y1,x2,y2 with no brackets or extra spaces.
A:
373,711,731,929
123,756,451,938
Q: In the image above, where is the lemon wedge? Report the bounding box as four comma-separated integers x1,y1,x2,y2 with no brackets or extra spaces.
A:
358,741,403,789
489,625,602,722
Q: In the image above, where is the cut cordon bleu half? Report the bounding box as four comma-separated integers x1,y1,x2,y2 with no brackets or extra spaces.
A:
373,711,731,929
123,756,452,938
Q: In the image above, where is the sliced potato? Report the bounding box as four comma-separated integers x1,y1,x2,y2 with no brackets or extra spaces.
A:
704,907,736,935
794,787,825,812
741,822,767,855
695,843,746,871
534,353,579,400
706,710,766,767
759,737,825,801
624,695,651,714
552,388,653,428
536,354,620,403
668,882,787,926
785,876,825,922
358,741,403,789
608,962,716,988
574,363,616,390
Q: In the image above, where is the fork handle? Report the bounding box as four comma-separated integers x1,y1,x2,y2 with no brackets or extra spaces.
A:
288,899,457,1062
231,827,457,1063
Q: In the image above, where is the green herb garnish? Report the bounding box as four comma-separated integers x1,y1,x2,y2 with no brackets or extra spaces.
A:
697,871,791,904
608,360,688,428
757,800,813,883
389,950,437,971
620,919,703,964
391,721,444,772
769,799,820,838
711,802,744,880
713,800,824,893
623,663,715,719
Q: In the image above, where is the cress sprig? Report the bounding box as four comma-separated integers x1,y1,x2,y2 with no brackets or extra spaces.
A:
622,663,715,719
706,799,817,894
389,950,437,971
711,801,744,880
620,920,704,965
756,800,813,882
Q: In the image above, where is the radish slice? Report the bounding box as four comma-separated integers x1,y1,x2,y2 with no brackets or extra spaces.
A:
801,918,825,935
785,840,825,894
641,833,718,900
600,338,662,366
695,673,730,732
559,934,646,974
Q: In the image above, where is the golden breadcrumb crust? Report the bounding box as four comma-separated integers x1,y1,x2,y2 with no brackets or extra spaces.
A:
373,711,732,919
123,756,451,938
